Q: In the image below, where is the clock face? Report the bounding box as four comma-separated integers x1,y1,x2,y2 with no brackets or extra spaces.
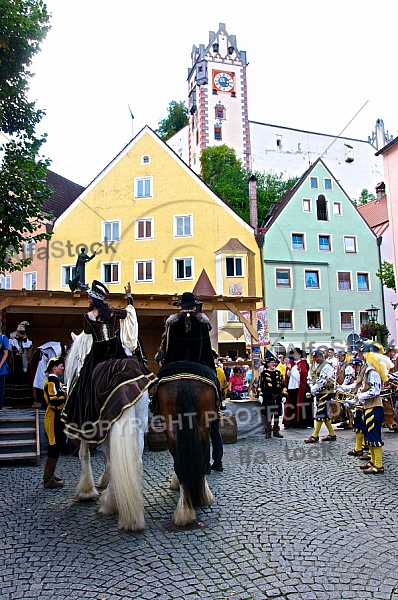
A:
214,72,234,92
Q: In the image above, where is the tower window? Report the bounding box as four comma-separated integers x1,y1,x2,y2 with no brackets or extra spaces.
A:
214,127,222,141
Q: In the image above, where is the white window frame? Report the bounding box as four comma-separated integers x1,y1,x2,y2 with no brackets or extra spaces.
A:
277,309,294,331
359,311,369,326
226,256,244,277
134,259,154,283
337,271,352,291
310,176,319,190
102,220,121,243
324,178,333,191
357,272,371,292
344,236,357,253
0,275,11,290
174,214,193,238
318,234,332,252
333,202,343,216
340,311,355,331
24,239,36,256
23,271,37,291
275,267,292,288
174,257,194,281
304,269,321,290
306,310,323,330
102,261,120,284
61,264,76,288
134,176,153,199
135,217,154,241
302,198,312,212
291,232,306,251
141,155,150,164
227,310,240,323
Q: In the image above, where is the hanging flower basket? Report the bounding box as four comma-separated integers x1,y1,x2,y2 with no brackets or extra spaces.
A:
360,322,389,346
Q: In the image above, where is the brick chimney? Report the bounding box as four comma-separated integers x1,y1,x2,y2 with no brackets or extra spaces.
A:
248,175,258,235
375,181,385,203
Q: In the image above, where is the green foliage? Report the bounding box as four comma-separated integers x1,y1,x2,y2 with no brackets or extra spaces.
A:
352,188,375,206
376,260,396,292
200,145,297,224
156,100,188,141
0,0,53,274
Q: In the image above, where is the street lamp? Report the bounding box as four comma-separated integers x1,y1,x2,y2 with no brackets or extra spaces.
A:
365,304,380,342
366,304,380,323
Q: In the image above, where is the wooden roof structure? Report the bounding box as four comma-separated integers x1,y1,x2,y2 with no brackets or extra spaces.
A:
0,290,261,373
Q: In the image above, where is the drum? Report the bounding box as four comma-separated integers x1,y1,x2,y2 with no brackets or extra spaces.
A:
381,390,397,429
330,399,342,422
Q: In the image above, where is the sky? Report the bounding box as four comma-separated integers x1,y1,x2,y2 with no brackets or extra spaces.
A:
28,0,398,187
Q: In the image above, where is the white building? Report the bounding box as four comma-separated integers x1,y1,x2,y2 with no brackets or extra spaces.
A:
168,23,391,201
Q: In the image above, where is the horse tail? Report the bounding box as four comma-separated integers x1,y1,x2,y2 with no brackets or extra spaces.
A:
108,393,148,531
175,380,205,508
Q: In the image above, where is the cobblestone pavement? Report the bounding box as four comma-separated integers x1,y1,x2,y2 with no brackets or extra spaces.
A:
1,425,398,600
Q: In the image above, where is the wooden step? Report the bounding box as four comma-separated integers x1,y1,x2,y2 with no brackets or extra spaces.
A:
0,439,37,447
0,416,35,423
0,451,38,461
0,427,36,435
0,409,41,465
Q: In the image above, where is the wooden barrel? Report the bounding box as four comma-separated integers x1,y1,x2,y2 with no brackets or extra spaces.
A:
220,415,238,444
147,424,168,452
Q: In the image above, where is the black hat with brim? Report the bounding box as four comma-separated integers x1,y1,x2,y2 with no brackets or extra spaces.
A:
172,292,201,307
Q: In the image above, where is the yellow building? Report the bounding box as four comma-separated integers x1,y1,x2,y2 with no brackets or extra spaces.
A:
48,127,262,356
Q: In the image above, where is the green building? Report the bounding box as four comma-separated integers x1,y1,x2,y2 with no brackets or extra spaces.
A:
261,159,384,355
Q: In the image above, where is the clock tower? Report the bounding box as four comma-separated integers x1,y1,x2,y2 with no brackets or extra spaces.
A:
187,23,251,173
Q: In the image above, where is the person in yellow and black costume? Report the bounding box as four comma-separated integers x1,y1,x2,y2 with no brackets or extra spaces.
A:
43,357,67,488
304,349,336,443
346,343,393,474
259,357,287,438
338,357,367,457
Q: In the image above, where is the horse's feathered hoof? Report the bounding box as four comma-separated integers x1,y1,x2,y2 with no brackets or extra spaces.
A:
169,472,180,490
75,489,99,501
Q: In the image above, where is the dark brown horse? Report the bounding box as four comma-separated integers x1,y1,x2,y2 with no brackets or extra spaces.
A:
157,376,217,525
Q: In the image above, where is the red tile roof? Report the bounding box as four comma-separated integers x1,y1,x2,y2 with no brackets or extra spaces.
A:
44,170,85,218
357,195,389,231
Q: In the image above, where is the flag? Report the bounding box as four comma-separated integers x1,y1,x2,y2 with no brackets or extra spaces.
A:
128,105,134,120
240,308,270,348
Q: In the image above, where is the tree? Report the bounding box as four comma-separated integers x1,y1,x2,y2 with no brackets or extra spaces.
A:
376,260,396,292
156,100,188,141
200,145,297,224
0,0,53,274
352,188,375,205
